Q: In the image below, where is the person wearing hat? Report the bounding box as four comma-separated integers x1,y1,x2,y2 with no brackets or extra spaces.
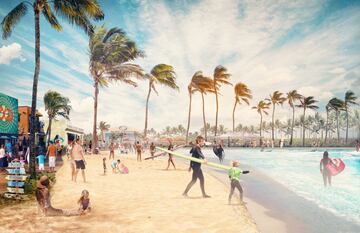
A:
228,161,249,205
35,176,63,216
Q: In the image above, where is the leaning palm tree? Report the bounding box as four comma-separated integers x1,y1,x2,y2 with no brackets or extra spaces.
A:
267,91,286,141
232,82,252,132
1,0,104,177
185,71,216,143
213,65,232,136
343,91,357,143
296,96,318,146
99,121,110,142
144,64,178,137
44,91,71,146
324,102,331,144
328,97,345,143
89,26,144,153
287,90,302,146
252,100,271,139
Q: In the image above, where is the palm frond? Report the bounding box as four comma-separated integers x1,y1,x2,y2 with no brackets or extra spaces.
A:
1,2,28,39
43,2,62,31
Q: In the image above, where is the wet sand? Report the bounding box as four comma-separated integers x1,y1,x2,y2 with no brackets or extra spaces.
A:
0,152,258,233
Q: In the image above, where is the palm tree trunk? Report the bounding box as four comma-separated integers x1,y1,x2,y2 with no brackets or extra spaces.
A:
260,113,263,138
232,100,237,132
185,93,192,144
214,88,219,137
92,80,99,154
29,7,41,178
201,93,207,141
290,106,295,146
46,117,52,147
144,82,152,137
302,107,306,147
325,110,329,144
272,104,275,141
345,107,349,144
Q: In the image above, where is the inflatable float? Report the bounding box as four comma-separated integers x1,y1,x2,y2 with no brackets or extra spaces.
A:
326,158,345,176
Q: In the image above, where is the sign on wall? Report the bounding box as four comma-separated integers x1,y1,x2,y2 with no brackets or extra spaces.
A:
0,93,19,134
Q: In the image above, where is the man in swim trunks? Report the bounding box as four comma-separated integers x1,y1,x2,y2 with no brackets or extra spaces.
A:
73,138,86,183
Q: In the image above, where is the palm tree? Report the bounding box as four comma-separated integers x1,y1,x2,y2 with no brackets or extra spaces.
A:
44,91,71,146
213,65,232,136
1,0,104,177
185,71,216,143
287,90,302,146
232,82,252,132
328,97,345,143
144,64,178,137
267,91,286,141
296,96,318,146
252,100,271,140
324,102,331,144
99,121,110,143
89,26,144,153
343,91,357,143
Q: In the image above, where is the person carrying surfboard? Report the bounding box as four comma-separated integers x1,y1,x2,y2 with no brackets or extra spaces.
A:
320,151,336,187
228,161,250,204
183,136,210,198
166,141,176,170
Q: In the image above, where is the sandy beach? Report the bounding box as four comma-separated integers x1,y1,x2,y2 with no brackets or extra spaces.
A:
0,152,258,233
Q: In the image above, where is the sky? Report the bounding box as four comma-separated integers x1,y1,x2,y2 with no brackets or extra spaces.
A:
0,0,359,134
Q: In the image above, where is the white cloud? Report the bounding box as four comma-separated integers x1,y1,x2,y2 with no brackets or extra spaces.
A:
0,43,25,64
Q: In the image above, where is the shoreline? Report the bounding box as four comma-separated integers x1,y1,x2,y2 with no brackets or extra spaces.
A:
205,161,360,233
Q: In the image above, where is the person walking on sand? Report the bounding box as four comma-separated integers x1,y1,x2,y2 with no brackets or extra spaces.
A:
150,142,156,160
320,151,336,187
109,141,115,160
136,141,142,162
46,141,57,172
228,161,250,204
69,141,76,181
73,138,86,183
183,136,210,198
166,141,176,170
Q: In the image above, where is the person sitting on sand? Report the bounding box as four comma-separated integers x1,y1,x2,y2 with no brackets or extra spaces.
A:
228,161,250,204
320,151,336,187
355,140,360,152
111,159,121,173
119,162,129,174
166,141,176,170
78,190,91,214
183,135,210,198
35,175,64,216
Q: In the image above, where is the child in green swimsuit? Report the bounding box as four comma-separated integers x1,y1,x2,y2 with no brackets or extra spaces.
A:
228,161,249,204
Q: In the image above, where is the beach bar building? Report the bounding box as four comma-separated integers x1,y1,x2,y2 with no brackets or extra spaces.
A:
44,119,84,144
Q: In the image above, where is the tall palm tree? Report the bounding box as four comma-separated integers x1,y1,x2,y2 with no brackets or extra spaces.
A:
1,0,104,177
99,121,110,143
343,91,357,143
232,82,252,132
252,100,271,139
185,71,215,143
328,97,345,143
296,96,318,146
324,102,331,144
287,90,302,146
89,26,144,153
144,64,178,137
213,65,232,136
44,91,71,146
267,91,286,141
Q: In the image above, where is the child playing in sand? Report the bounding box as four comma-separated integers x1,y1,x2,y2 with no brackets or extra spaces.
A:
103,157,107,175
228,161,250,205
111,159,121,173
78,190,91,214
119,162,129,174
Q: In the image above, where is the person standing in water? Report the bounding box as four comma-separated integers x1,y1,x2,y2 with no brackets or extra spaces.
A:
355,140,360,152
166,141,176,170
136,141,142,162
183,136,210,198
320,151,336,187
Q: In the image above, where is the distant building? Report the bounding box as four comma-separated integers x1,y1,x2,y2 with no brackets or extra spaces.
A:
104,126,140,145
44,119,84,145
18,106,45,144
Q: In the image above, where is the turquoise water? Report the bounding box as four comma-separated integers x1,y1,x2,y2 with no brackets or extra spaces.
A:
182,147,360,225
